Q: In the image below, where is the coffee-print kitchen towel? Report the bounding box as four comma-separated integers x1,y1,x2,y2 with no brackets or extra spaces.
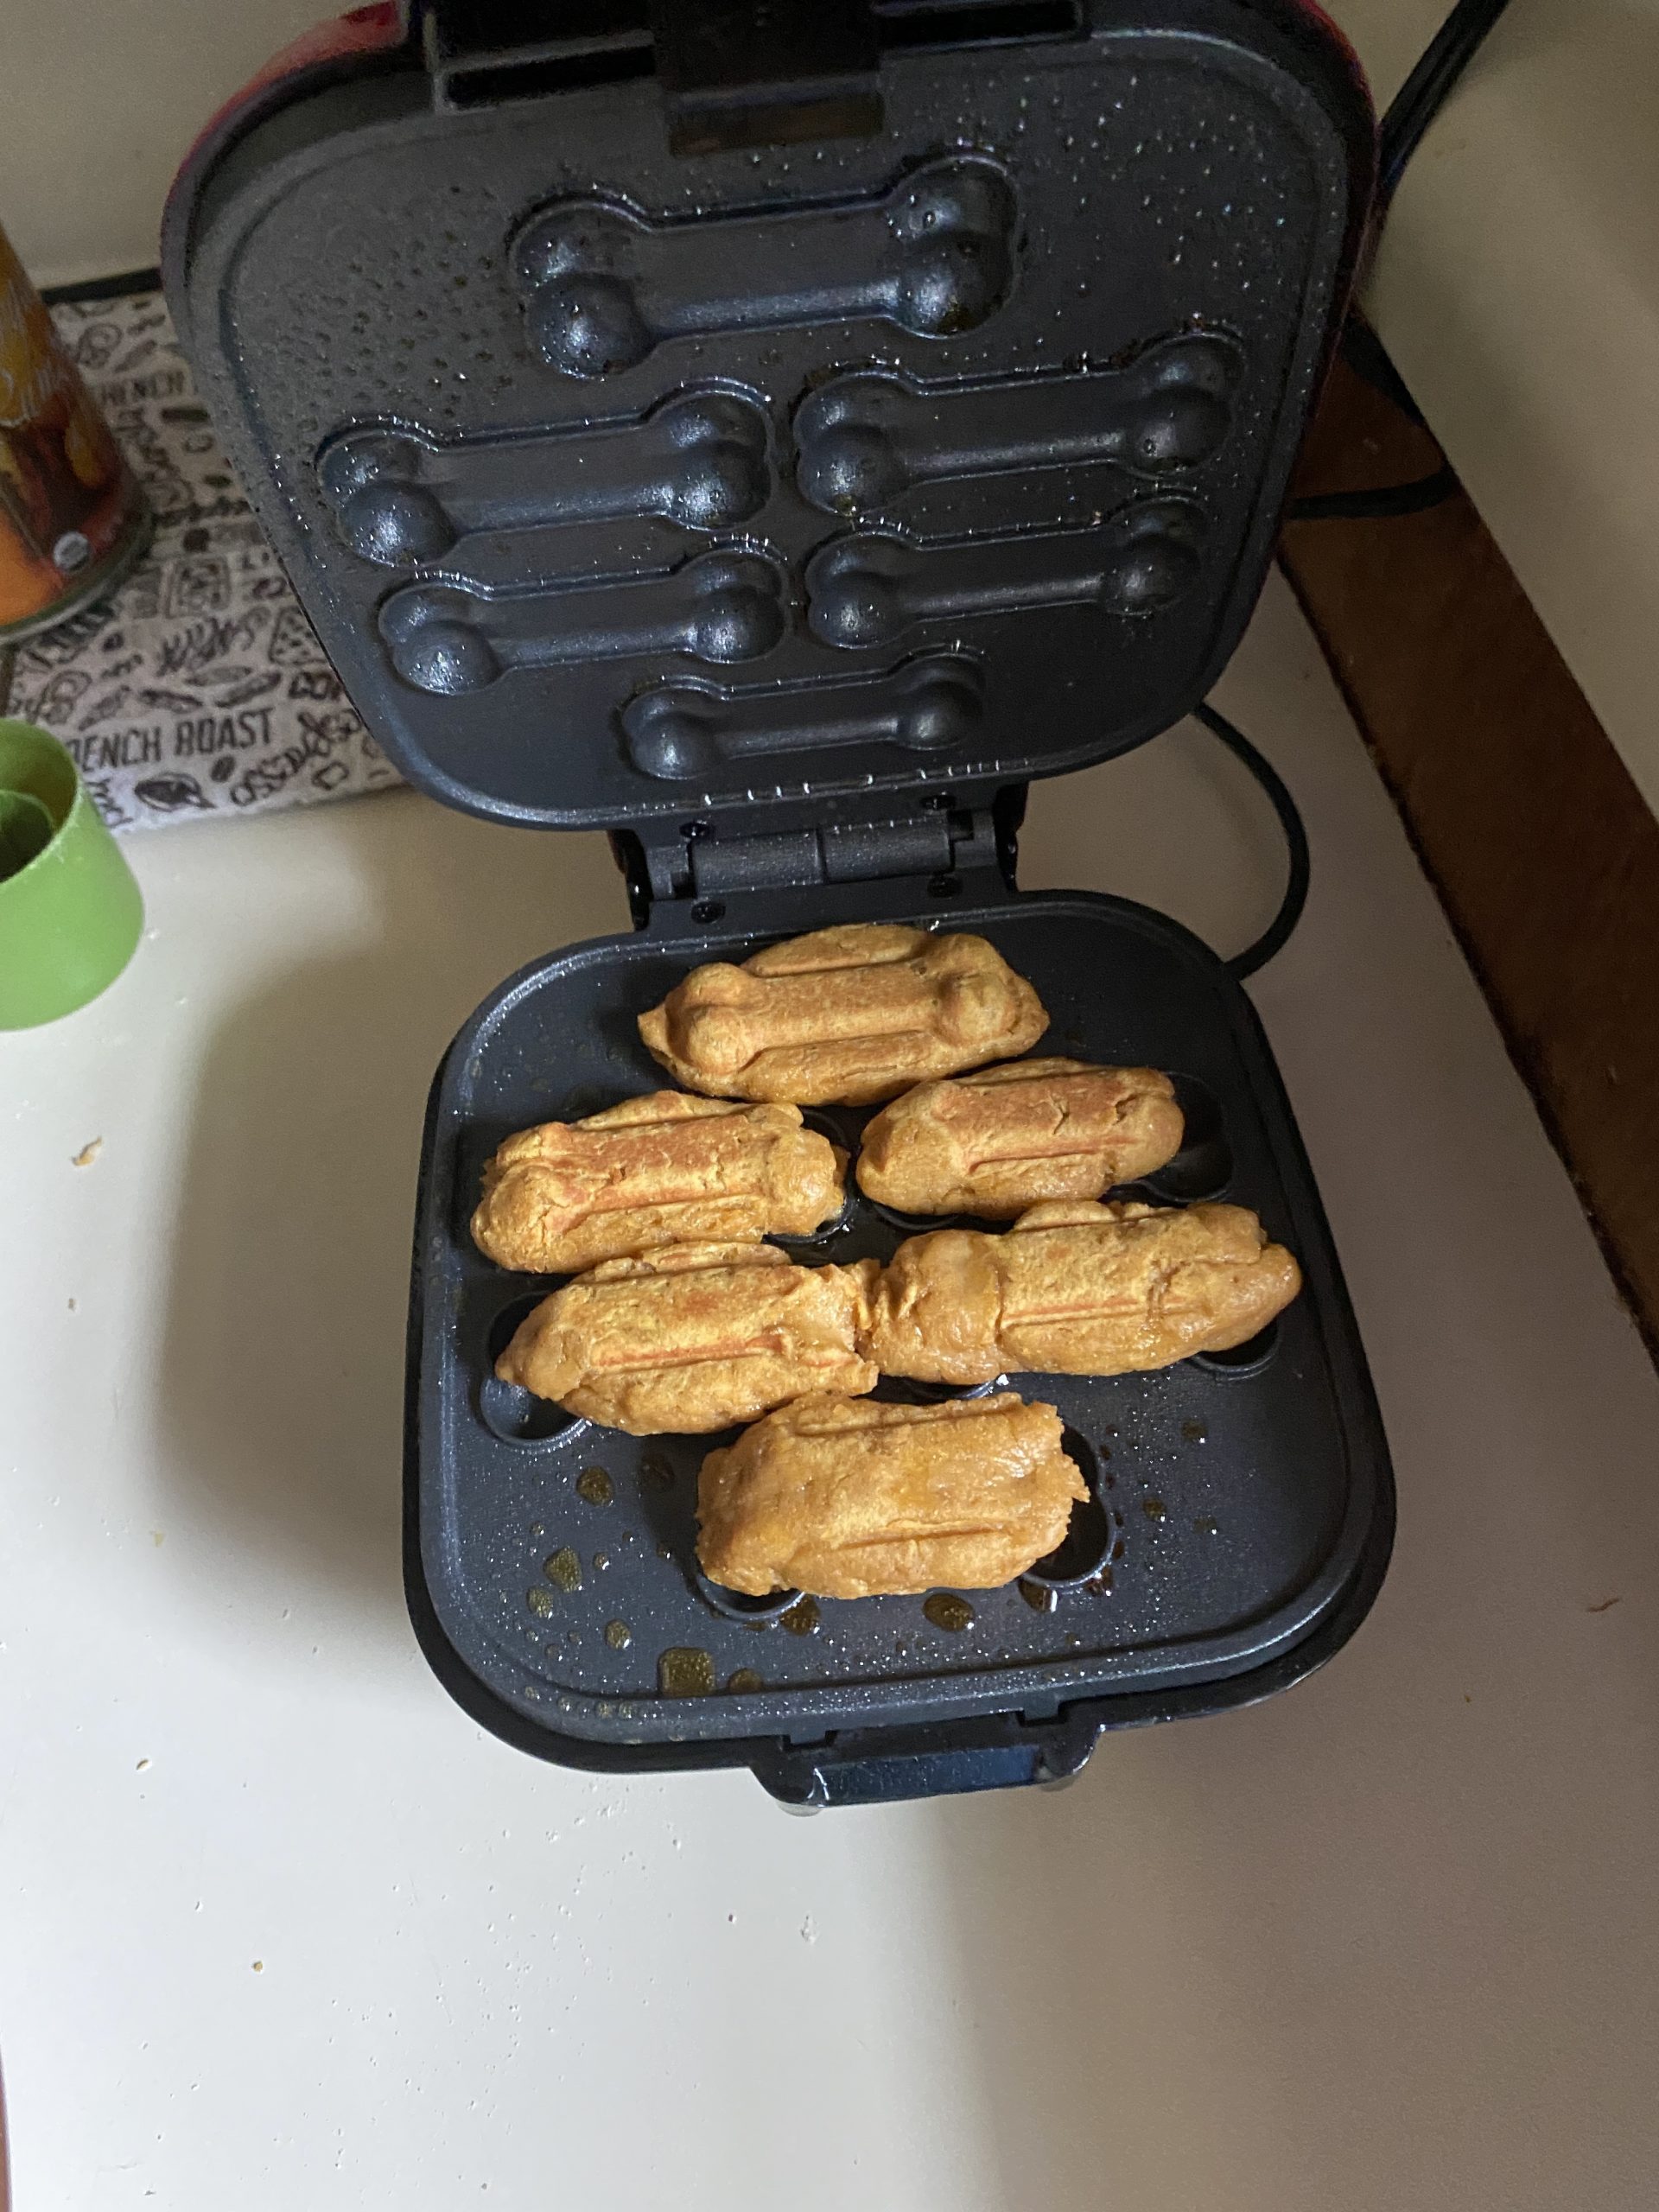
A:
0,281,402,831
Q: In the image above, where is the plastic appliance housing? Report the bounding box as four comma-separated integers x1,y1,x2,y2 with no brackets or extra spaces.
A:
164,0,1390,1803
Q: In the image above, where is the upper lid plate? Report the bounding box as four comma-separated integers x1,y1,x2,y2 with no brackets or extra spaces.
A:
166,3,1370,833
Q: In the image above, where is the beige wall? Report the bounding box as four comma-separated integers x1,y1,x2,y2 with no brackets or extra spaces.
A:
1349,0,1659,828
0,0,325,285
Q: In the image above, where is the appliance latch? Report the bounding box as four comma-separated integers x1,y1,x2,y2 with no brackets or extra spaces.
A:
649,0,882,156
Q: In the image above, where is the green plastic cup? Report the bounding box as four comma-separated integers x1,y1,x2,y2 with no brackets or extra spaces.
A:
0,719,143,1027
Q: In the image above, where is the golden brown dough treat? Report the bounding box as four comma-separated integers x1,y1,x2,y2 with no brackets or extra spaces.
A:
637,922,1048,1107
857,1058,1183,1218
868,1198,1301,1384
697,1391,1086,1599
494,1240,880,1435
471,1091,844,1273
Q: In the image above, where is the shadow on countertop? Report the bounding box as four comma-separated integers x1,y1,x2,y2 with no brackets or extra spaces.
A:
155,791,629,1635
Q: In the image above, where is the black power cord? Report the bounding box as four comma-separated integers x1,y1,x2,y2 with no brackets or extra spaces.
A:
1195,0,1516,973
1193,703,1313,981
1283,0,1516,524
1376,0,1517,210
1287,458,1458,523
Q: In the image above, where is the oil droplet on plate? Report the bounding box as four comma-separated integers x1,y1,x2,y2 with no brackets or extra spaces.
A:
543,1547,582,1592
1181,1419,1208,1444
658,1647,715,1695
1088,1568,1114,1595
640,1449,675,1491
529,1522,545,1537
726,1668,763,1693
1193,1516,1217,1535
527,1586,554,1618
1141,1497,1166,1523
594,1550,611,1571
1018,1578,1058,1613
575,1465,613,1506
924,1592,974,1632
604,1618,632,1650
781,1596,821,1636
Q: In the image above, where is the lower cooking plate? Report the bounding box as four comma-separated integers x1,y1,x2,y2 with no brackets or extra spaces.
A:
406,887,1391,1783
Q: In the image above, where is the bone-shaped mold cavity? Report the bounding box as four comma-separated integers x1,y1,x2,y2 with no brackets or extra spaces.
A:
380,548,788,694
512,157,1018,379
804,502,1205,649
1022,1432,1115,1591
619,652,983,781
480,1293,588,1446
315,391,772,565
793,333,1242,516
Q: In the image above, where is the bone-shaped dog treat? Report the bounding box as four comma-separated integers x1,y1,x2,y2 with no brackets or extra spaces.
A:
316,391,771,566
794,334,1241,515
804,503,1205,649
638,922,1049,1107
619,653,982,781
379,547,787,693
513,157,1017,378
697,1390,1087,1599
472,1092,846,1274
494,1241,880,1435
868,1198,1302,1383
857,1059,1185,1218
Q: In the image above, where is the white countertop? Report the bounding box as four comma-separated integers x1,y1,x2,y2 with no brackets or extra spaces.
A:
5,577,1658,2209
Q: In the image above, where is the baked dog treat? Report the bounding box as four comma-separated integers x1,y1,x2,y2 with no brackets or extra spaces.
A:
637,922,1048,1107
494,1240,880,1434
857,1058,1184,1218
697,1391,1086,1599
471,1091,844,1273
868,1198,1301,1383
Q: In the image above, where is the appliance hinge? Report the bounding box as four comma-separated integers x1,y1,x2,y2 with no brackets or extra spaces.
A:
418,0,1081,124
419,0,882,145
614,790,1025,928
420,2,656,113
